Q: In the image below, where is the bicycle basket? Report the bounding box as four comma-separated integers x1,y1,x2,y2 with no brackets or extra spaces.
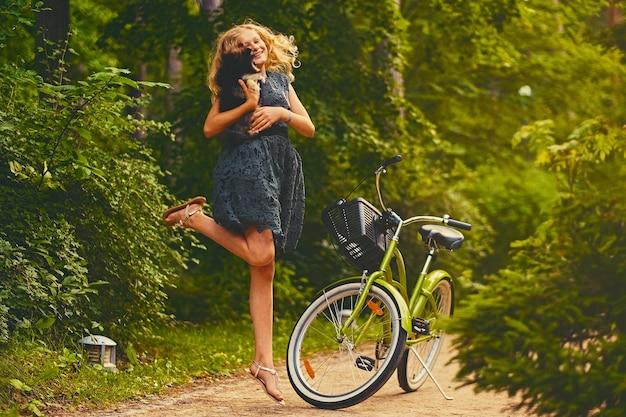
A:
321,198,393,271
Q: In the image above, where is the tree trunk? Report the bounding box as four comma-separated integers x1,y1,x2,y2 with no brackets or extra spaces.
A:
607,1,623,27
167,46,183,109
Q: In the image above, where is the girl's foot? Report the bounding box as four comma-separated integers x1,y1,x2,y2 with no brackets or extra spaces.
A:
162,196,206,227
246,361,285,405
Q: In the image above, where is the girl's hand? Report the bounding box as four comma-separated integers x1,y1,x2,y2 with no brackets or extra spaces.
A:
249,106,288,133
240,79,260,111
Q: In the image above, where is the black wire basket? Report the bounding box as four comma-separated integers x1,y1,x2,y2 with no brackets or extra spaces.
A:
321,198,393,271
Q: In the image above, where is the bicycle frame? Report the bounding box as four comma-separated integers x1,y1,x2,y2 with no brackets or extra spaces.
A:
336,155,466,341
337,213,452,340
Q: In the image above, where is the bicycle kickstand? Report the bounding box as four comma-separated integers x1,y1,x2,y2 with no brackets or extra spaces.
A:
409,348,454,400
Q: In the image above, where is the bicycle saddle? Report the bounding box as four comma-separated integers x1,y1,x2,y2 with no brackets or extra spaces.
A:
419,225,464,250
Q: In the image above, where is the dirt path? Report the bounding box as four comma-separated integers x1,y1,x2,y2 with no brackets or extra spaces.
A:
51,341,531,417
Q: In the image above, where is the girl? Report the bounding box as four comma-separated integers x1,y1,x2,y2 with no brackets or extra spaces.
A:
163,20,314,405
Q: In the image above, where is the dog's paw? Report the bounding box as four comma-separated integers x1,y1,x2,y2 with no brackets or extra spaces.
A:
246,79,260,92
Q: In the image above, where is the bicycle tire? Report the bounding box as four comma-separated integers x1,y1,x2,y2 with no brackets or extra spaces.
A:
286,281,407,409
397,277,453,392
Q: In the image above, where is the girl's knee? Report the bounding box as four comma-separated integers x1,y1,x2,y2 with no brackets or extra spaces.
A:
245,228,275,266
248,248,275,266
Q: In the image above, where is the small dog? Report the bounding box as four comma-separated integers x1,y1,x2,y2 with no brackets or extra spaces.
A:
216,48,266,144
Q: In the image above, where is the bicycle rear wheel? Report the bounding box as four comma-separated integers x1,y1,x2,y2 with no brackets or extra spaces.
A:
398,277,453,392
286,281,407,409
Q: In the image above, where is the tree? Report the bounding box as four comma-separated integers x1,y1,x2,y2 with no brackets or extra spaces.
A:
400,0,625,275
395,1,626,414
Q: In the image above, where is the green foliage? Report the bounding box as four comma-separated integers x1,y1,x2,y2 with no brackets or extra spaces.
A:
0,5,187,343
401,0,626,276
461,158,558,278
69,1,119,74
0,1,39,62
450,117,626,416
92,0,489,321
0,197,98,343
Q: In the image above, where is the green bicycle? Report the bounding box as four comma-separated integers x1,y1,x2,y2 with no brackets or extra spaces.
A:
286,155,471,409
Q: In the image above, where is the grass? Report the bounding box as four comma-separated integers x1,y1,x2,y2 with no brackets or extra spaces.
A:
0,319,295,417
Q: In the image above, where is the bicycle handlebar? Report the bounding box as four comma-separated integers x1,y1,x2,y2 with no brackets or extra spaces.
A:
376,154,403,173
444,216,472,231
373,155,472,232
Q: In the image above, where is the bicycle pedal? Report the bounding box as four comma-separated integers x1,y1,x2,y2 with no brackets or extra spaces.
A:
355,356,375,372
412,317,431,335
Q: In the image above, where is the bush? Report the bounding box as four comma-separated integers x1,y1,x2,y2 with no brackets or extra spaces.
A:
450,118,626,416
0,60,188,342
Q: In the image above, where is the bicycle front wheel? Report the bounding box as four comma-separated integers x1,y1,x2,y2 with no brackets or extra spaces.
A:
286,281,407,409
398,277,453,392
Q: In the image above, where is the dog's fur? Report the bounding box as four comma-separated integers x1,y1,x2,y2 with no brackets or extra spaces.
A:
216,48,266,143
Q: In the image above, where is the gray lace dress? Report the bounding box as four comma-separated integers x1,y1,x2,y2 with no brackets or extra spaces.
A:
212,71,305,254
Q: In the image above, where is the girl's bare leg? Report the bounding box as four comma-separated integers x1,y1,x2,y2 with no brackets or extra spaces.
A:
249,261,283,402
164,203,283,401
164,203,275,266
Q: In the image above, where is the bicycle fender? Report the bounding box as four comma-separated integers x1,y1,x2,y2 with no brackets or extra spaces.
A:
316,277,413,334
423,269,454,314
315,276,363,294
373,278,413,334
424,269,452,288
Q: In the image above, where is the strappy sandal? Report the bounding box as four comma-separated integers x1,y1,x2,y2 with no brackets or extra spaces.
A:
162,196,206,227
245,360,286,405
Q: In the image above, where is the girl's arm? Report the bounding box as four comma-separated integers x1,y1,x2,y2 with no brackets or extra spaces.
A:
203,79,259,139
285,84,315,138
249,84,315,138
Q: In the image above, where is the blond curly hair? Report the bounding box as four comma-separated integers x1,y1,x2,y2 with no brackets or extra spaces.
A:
207,20,300,103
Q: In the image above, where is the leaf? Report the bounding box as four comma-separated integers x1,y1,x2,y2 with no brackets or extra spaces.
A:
27,400,44,417
74,127,92,140
112,76,139,89
0,122,15,131
89,166,106,180
35,316,56,331
125,343,139,366
72,150,89,164
35,368,59,381
73,166,92,180
9,379,32,392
